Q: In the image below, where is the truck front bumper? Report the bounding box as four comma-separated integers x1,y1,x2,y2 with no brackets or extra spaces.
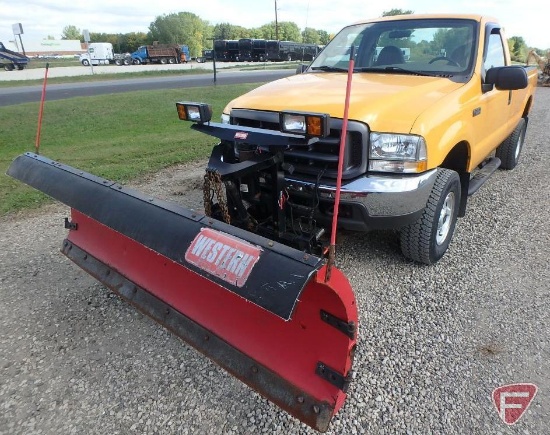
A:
285,169,439,232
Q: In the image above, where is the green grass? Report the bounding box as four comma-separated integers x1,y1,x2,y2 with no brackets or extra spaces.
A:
0,83,262,215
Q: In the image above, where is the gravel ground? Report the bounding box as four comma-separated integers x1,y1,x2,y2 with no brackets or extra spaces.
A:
1,87,548,434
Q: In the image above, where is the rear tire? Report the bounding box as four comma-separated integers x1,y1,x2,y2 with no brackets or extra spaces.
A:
160,58,167,64
496,118,526,170
168,57,175,64
400,169,461,264
123,58,130,65
114,59,122,66
4,64,14,71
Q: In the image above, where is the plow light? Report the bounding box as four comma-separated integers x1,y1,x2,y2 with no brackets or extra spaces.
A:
176,102,212,123
280,111,330,137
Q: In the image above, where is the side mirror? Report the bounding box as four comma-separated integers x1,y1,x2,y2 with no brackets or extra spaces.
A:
296,64,308,74
485,66,528,91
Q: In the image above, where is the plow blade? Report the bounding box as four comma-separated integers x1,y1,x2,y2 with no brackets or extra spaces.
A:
7,153,358,432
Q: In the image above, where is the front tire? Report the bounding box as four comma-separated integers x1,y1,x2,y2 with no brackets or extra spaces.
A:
400,169,461,264
496,118,526,170
81,59,90,66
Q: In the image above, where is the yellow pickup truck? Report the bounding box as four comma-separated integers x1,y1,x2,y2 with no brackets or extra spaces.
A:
213,13,539,264
4,14,539,430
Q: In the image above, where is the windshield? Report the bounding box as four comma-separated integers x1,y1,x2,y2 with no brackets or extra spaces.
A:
310,18,478,77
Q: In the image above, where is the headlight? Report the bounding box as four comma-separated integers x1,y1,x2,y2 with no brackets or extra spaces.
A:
369,133,427,173
176,102,212,123
221,113,230,124
280,111,330,137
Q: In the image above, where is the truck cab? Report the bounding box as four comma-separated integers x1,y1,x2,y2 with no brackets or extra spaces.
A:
80,43,114,66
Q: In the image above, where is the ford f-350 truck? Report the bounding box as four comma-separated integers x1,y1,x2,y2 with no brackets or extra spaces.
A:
5,14,539,431
203,13,538,264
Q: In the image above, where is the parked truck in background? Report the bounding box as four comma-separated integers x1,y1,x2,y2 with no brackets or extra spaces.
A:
266,40,321,61
238,38,267,62
196,49,214,63
131,44,190,65
0,41,29,71
79,42,131,66
214,39,240,61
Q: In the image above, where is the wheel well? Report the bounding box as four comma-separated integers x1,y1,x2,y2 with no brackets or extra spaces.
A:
440,141,470,217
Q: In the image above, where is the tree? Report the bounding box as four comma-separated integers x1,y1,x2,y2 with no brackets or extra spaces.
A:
149,12,210,57
277,21,301,42
317,30,330,45
62,25,82,41
125,32,149,52
508,36,528,62
256,22,277,39
85,32,148,53
213,23,249,40
302,27,320,44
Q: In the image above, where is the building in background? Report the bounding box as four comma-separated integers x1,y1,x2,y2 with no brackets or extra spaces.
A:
5,39,84,57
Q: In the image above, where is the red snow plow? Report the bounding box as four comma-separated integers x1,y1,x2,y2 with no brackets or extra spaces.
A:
7,100,358,431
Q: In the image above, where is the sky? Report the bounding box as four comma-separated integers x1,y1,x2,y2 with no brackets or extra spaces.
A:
1,0,547,49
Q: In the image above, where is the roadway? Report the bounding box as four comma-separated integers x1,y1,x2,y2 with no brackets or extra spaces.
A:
0,67,296,106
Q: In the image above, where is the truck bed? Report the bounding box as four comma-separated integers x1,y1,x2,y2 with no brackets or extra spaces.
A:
147,47,178,57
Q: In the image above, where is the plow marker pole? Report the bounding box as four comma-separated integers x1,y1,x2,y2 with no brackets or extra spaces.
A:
35,63,49,155
326,46,355,282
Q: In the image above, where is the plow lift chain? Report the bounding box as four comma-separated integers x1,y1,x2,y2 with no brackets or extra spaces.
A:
203,169,232,224
201,140,325,254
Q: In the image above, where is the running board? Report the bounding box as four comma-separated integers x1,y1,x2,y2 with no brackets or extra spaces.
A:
468,157,501,196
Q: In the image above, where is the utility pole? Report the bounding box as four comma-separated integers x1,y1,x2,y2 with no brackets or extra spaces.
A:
275,0,279,40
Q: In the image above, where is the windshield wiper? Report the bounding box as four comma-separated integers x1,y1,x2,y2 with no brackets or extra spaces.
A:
310,65,350,72
356,66,438,77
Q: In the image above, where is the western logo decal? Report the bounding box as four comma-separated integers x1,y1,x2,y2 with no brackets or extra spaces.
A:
234,131,248,140
185,228,261,287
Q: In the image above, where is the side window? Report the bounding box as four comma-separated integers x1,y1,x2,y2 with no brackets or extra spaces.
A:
484,32,505,70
